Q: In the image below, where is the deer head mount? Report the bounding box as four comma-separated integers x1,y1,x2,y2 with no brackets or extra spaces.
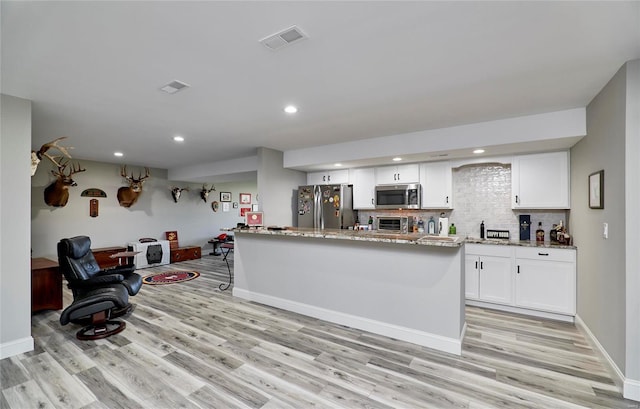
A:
117,166,150,208
200,184,216,202
31,137,73,176
44,159,86,207
169,186,189,203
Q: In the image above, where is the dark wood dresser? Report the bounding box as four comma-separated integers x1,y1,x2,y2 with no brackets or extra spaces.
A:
170,246,201,263
31,257,62,313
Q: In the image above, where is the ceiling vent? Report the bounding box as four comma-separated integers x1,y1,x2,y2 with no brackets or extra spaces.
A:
160,80,190,94
259,26,307,51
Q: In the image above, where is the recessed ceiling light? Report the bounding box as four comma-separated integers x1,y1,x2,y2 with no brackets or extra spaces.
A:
284,105,298,114
114,152,124,157
392,157,402,162
473,149,485,154
160,80,190,94
173,136,185,142
334,163,342,167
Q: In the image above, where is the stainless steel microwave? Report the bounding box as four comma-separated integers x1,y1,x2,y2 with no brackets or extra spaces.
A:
375,183,421,209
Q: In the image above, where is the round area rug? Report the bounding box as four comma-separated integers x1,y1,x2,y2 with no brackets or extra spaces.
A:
142,271,200,285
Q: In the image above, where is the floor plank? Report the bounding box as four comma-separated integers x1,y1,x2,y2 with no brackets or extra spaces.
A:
2,254,638,409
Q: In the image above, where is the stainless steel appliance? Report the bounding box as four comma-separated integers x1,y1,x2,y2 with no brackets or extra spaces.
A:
297,184,355,229
377,216,413,234
375,183,421,209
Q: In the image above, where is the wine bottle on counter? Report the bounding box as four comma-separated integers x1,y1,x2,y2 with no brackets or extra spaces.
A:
536,222,545,242
480,221,485,239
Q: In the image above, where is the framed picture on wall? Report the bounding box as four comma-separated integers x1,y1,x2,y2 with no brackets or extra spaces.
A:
589,170,604,209
220,192,231,202
240,207,251,217
246,212,263,227
240,193,251,204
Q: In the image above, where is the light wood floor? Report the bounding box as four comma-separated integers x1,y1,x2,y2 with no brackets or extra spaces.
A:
2,254,638,409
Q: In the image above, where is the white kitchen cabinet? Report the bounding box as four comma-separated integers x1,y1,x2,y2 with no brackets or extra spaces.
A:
512,151,570,209
515,247,576,315
375,164,419,184
465,244,513,305
307,169,349,185
419,161,453,209
350,168,376,209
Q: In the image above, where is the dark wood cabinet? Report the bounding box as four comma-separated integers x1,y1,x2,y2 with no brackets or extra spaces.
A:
170,246,201,263
31,258,62,313
92,246,128,269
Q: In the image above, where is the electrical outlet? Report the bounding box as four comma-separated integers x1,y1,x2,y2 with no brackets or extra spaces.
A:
603,222,608,239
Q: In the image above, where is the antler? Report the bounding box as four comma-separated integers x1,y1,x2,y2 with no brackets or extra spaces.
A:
120,165,131,181
67,162,86,176
139,167,151,181
202,184,216,192
37,137,74,166
52,160,85,177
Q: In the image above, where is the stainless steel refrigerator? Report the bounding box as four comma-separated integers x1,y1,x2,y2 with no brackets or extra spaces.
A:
297,184,355,229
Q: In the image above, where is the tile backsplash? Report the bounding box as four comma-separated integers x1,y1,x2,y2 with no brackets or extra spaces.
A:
358,163,569,240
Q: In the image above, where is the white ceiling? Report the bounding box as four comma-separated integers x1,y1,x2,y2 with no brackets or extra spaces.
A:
2,1,639,176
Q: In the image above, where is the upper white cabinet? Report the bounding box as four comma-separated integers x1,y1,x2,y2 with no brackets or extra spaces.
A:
307,169,349,185
512,151,570,209
375,164,419,185
350,168,376,209
419,161,453,209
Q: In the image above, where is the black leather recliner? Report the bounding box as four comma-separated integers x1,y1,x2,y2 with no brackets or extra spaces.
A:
57,236,142,339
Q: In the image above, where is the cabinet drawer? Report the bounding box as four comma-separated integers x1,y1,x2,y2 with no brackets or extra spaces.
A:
466,243,512,258
515,247,575,263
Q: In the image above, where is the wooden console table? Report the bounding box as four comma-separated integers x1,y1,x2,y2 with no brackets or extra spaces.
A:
31,257,62,313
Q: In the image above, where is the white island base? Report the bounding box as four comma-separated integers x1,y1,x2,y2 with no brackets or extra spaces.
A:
232,230,465,355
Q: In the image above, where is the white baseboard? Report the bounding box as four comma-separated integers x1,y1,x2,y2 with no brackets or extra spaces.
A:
575,315,640,402
233,288,463,355
0,336,34,359
466,300,574,323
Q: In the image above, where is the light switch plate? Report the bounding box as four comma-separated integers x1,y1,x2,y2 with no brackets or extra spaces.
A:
603,222,608,239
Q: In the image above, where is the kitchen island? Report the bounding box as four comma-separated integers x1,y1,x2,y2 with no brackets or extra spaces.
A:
232,228,466,355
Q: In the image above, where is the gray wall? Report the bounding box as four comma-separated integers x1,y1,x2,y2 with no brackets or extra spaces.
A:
571,64,628,371
1,95,33,357
31,159,257,259
256,147,306,227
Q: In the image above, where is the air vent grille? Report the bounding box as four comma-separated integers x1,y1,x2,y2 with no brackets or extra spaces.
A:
160,80,190,94
259,26,307,51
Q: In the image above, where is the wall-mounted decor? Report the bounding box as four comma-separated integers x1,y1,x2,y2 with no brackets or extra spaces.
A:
589,170,604,209
31,136,72,177
211,201,219,212
222,202,230,212
89,199,99,217
233,202,238,209
169,186,189,203
246,211,263,227
81,188,107,198
200,184,216,202
117,165,150,208
220,192,231,202
240,207,251,217
44,160,86,207
251,204,259,212
240,193,251,204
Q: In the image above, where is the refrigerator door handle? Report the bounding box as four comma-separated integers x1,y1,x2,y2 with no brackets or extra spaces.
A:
315,185,322,229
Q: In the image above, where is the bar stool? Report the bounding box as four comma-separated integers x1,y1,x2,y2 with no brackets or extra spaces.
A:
219,242,234,291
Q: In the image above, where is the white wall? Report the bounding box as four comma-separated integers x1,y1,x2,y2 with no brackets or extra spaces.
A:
624,60,640,400
570,60,639,399
1,95,34,358
256,147,306,227
31,159,256,259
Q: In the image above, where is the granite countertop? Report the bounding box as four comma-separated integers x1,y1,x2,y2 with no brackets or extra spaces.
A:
233,227,464,248
232,227,576,249
465,237,576,250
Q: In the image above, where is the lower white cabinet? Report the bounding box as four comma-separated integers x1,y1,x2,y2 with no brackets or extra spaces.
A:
465,243,576,319
465,244,513,304
514,247,576,315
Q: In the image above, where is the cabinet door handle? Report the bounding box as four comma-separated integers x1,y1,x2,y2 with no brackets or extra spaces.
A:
538,252,549,256
475,261,478,269
397,173,400,180
328,175,331,182
515,195,519,204
517,265,520,274
371,198,374,205
480,261,483,270
323,175,326,182
446,196,449,204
